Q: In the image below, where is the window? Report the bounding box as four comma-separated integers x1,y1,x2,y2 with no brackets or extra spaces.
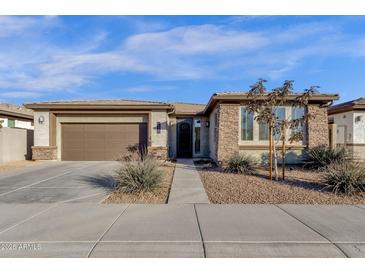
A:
274,107,285,140
156,122,161,134
194,120,201,154
259,123,269,140
258,107,285,141
241,107,253,141
8,119,15,128
291,107,305,135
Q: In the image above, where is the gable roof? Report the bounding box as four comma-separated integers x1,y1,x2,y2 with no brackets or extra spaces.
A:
24,92,340,115
25,99,173,110
328,97,365,115
203,91,340,114
170,102,206,115
0,103,33,120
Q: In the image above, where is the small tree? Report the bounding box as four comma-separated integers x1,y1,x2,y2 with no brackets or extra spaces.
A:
247,79,317,181
0,120,3,128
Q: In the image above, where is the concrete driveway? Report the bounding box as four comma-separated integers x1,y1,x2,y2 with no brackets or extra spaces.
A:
0,162,365,258
0,161,119,204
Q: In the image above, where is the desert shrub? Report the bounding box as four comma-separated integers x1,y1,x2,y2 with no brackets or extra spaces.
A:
115,156,163,193
224,153,257,174
304,145,348,169
120,144,148,162
323,161,365,195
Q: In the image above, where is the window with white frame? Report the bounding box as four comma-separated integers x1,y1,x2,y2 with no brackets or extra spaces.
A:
241,107,254,141
240,106,306,143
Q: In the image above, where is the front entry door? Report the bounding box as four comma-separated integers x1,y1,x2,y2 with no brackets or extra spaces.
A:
177,118,193,158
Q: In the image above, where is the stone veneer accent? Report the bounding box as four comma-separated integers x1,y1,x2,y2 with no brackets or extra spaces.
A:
148,146,168,160
32,146,57,160
307,104,329,148
216,103,240,164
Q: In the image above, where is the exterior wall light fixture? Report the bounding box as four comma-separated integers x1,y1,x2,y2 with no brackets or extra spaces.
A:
38,115,45,124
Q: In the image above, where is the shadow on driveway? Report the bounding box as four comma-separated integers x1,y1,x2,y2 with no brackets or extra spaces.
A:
78,175,117,189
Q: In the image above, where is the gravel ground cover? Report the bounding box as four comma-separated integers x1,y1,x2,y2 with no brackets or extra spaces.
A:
104,162,175,204
0,160,41,173
197,164,365,204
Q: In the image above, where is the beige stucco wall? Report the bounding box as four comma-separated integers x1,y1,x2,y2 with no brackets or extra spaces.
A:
330,110,365,162
353,111,365,144
0,127,33,163
330,111,354,144
239,148,304,165
55,115,148,160
34,111,50,146
330,111,365,142
150,110,168,147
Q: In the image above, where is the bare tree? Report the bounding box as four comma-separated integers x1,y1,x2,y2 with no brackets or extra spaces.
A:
247,79,317,180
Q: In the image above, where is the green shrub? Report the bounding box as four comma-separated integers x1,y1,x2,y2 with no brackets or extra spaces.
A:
323,161,365,195
224,153,257,174
304,145,348,169
115,156,163,193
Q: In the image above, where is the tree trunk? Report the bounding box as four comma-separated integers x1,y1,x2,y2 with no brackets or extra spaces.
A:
282,124,286,181
269,126,273,181
273,139,278,181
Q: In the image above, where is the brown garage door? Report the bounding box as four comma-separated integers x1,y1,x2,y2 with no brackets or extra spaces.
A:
61,123,148,161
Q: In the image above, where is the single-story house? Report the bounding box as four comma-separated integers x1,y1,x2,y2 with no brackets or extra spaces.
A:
0,103,34,129
0,104,34,164
25,92,338,164
328,97,365,162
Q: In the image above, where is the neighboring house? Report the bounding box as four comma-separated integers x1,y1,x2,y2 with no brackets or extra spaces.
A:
0,103,34,129
0,104,34,164
328,98,365,162
25,92,338,163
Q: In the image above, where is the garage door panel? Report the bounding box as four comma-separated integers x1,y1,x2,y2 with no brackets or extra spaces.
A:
84,151,105,161
61,123,147,161
62,149,85,161
84,139,105,149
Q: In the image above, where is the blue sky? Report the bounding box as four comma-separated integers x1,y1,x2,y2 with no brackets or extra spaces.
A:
0,16,364,105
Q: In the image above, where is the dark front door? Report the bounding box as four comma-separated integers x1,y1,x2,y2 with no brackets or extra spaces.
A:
177,118,193,158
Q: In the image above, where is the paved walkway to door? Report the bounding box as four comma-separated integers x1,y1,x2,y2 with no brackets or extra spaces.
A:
168,159,210,204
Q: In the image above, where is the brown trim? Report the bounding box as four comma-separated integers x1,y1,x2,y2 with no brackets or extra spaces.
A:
204,93,339,115
0,110,33,120
54,111,149,114
328,105,365,115
49,112,56,146
343,143,365,147
173,112,204,116
25,104,173,111
59,122,146,125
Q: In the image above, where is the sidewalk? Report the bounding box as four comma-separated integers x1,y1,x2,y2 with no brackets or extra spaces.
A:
168,158,209,204
0,204,364,257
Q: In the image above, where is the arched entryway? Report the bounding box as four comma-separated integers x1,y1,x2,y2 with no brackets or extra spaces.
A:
177,118,193,158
